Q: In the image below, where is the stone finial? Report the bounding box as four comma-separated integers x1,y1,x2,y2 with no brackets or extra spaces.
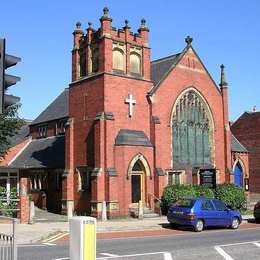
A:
124,19,130,29
74,21,83,34
141,18,146,27
87,22,93,30
185,35,193,46
103,7,109,16
76,22,81,29
100,7,112,21
219,64,228,87
139,18,149,32
253,106,257,112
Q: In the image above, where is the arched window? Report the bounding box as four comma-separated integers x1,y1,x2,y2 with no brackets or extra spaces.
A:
130,52,141,74
172,89,213,168
113,48,124,71
91,48,99,73
78,48,86,77
132,160,143,171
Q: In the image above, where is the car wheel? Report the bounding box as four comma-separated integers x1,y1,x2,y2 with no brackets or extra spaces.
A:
230,217,240,229
170,223,177,228
194,219,204,232
255,218,260,223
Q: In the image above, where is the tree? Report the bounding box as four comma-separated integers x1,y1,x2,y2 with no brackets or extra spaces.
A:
0,104,24,158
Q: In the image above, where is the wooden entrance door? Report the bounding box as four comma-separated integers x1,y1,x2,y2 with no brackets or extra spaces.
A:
131,173,144,204
129,159,147,207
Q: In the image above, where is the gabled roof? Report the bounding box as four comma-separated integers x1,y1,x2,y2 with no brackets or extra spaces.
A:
231,134,248,153
10,136,65,169
31,89,69,126
151,53,181,86
149,45,221,95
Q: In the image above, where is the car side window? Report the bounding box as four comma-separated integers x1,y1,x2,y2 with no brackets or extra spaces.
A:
201,200,214,210
213,200,227,211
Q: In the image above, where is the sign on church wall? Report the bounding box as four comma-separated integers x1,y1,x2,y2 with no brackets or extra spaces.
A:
199,169,216,189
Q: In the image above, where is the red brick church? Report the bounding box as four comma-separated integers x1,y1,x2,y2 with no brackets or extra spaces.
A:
0,8,249,219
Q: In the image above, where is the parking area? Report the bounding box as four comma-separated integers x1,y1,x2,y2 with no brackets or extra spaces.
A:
94,241,260,260
214,241,260,260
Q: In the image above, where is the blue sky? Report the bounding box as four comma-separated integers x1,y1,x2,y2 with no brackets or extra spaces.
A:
1,0,259,121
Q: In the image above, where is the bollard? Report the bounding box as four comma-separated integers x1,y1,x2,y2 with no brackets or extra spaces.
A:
29,201,35,224
101,201,107,221
70,216,96,260
138,200,144,220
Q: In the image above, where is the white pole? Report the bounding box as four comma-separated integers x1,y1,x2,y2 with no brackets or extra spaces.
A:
70,216,96,260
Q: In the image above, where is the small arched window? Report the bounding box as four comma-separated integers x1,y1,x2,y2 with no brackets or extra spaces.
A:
78,48,86,77
91,48,99,73
130,52,141,75
113,48,124,71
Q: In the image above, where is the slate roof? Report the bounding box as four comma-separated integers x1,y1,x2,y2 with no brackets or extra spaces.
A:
151,53,181,86
115,129,153,147
231,134,248,153
149,44,221,96
9,124,30,147
31,89,69,125
10,136,65,169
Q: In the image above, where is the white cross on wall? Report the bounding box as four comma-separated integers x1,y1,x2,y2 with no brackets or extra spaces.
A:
125,94,136,117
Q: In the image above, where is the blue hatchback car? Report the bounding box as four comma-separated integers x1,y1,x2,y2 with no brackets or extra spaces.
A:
167,197,242,232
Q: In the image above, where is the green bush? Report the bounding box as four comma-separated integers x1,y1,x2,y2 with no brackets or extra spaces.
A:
161,184,214,214
214,183,246,211
193,185,215,198
161,183,246,215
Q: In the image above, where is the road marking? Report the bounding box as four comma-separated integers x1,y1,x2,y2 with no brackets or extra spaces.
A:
214,246,234,260
217,240,260,247
100,253,120,257
253,242,260,248
52,258,69,260
43,233,64,243
18,244,50,247
164,252,173,260
97,251,168,259
48,232,69,243
42,242,56,246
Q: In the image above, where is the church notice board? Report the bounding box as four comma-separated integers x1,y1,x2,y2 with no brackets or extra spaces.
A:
199,169,216,189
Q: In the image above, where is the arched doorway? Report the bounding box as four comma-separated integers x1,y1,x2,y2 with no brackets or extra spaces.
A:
128,154,151,207
131,160,145,204
234,161,243,187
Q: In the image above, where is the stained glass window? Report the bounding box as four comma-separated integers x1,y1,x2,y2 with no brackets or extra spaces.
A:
172,90,213,168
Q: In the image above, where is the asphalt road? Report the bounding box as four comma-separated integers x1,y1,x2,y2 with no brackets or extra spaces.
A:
18,227,260,260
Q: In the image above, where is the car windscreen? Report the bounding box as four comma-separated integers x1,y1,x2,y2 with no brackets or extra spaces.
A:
174,199,195,208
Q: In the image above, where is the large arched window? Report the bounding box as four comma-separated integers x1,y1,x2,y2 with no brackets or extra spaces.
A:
130,52,141,74
113,48,124,71
172,89,213,168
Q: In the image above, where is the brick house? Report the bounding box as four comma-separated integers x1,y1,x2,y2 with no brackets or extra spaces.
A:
0,8,249,219
231,112,260,194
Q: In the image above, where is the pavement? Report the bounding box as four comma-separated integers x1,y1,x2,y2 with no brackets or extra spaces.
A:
0,214,255,244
